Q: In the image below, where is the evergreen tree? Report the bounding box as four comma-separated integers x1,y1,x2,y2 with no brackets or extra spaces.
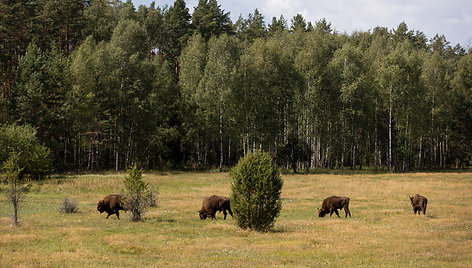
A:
12,43,70,169
2,153,24,226
234,9,266,41
83,0,120,42
268,15,288,35
291,14,307,32
138,3,165,59
230,151,283,232
122,165,151,221
164,0,192,73
191,0,233,40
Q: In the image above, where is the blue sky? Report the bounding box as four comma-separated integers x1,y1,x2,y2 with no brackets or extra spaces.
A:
131,0,472,47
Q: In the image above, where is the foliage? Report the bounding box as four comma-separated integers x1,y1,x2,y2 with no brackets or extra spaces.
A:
277,134,311,173
192,0,233,40
0,124,51,179
1,0,471,172
2,153,24,226
230,151,283,232
57,198,79,213
122,165,152,221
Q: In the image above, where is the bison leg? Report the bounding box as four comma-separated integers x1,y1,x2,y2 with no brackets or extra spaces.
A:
223,209,227,220
334,209,340,218
227,207,233,219
422,207,426,215
344,207,351,217
116,211,120,220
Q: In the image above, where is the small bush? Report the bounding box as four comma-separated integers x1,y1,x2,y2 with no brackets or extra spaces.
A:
57,198,79,213
2,153,25,226
122,165,151,221
230,150,283,232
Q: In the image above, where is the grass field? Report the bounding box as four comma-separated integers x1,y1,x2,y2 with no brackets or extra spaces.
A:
0,172,471,267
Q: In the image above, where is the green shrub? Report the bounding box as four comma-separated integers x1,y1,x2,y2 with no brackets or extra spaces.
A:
0,124,50,179
2,153,25,226
122,165,153,221
230,151,283,232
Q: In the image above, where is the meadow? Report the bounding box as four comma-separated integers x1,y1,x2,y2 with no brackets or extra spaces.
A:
0,172,471,267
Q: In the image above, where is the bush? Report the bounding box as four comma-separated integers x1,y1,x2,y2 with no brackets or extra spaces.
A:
57,198,79,213
122,165,152,221
0,124,50,179
230,150,283,232
2,153,25,226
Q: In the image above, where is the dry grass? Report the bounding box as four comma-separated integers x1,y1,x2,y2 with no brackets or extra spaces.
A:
0,172,471,267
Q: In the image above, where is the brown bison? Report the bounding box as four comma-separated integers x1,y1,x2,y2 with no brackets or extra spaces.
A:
317,196,351,218
409,194,428,215
198,195,233,220
97,194,125,219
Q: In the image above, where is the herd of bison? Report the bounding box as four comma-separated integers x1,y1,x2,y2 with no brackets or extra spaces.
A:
97,193,428,220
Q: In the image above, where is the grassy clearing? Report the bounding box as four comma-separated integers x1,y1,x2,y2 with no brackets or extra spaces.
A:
0,172,471,267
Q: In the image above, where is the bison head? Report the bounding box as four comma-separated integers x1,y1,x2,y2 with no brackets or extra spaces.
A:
97,201,105,213
198,210,207,220
317,208,326,217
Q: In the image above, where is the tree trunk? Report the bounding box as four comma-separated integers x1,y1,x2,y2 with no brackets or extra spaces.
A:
13,181,18,226
219,107,223,172
374,110,378,170
388,85,393,171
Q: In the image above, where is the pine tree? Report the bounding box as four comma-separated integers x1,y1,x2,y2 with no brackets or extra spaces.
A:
2,153,24,226
191,0,232,40
122,165,150,221
164,0,191,73
268,15,287,35
291,14,307,32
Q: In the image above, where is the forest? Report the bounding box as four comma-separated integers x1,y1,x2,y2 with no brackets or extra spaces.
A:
1,0,471,174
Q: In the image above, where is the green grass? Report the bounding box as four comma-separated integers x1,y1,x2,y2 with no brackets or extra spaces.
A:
1,172,471,267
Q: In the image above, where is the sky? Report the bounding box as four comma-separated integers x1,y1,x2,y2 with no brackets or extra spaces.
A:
131,0,472,47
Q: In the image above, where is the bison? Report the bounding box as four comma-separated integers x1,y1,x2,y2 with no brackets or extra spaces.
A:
97,194,125,219
317,196,351,218
198,195,233,220
409,194,428,215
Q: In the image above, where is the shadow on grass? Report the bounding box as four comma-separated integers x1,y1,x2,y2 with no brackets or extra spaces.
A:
145,216,178,223
269,228,289,233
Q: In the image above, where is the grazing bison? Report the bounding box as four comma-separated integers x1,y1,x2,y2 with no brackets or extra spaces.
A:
97,194,125,219
317,196,351,218
198,195,233,220
409,194,428,215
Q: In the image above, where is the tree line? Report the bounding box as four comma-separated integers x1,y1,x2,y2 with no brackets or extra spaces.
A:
1,0,471,174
